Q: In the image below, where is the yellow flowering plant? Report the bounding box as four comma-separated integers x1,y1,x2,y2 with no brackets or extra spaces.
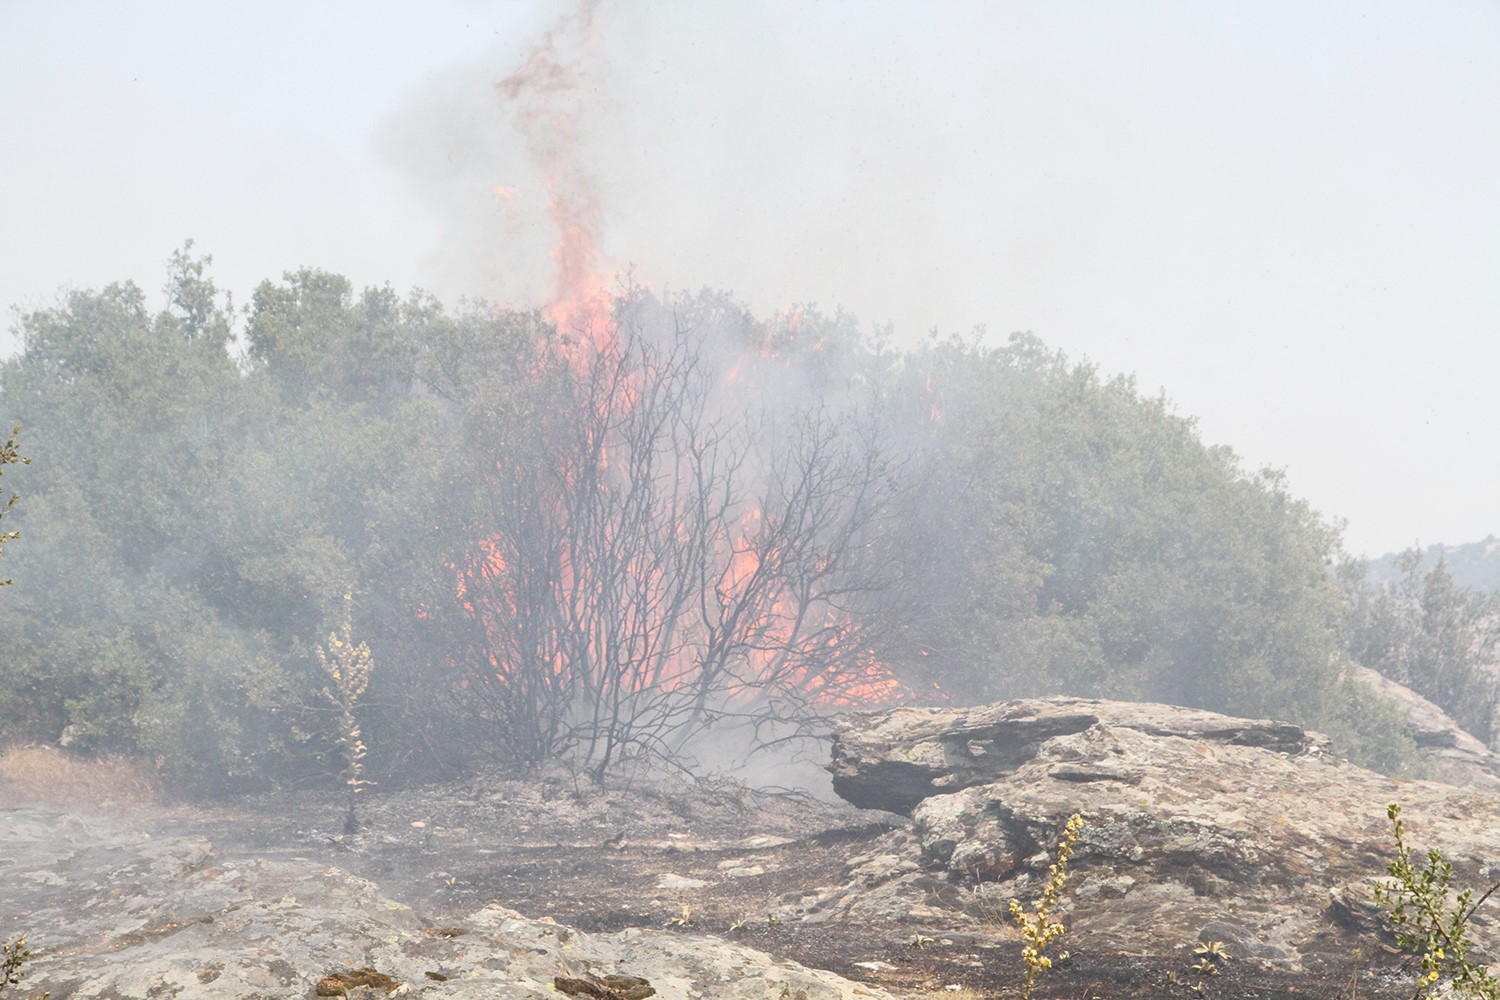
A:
1373,803,1500,998
1010,813,1084,1000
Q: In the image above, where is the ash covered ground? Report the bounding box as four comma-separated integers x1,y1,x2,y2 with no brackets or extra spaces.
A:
0,756,1414,1000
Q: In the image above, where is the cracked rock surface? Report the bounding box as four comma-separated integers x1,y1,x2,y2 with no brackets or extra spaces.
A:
4,803,905,1000
827,696,1500,973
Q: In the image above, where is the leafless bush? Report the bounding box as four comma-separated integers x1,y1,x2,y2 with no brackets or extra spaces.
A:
447,302,901,778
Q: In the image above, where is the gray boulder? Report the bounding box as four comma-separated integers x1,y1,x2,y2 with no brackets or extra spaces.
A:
829,697,1321,815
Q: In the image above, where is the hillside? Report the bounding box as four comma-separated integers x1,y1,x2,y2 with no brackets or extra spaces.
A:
1369,536,1500,593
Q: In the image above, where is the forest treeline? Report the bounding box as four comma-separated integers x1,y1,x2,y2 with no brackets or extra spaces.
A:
0,246,1494,796
1369,537,1500,594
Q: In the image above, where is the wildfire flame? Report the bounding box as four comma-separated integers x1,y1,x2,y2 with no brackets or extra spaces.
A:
458,1,911,725
491,185,520,219
496,0,612,352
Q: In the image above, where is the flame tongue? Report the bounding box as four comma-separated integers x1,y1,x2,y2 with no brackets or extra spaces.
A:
542,174,610,347
497,0,613,351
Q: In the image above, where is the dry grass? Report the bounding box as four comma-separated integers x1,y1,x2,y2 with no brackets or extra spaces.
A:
0,744,160,812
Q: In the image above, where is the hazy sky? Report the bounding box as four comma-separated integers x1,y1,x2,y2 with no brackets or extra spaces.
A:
2,1,1496,558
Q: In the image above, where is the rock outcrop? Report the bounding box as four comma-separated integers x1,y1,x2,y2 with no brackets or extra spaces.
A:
829,699,1322,815
7,805,903,1000
1344,662,1500,791
825,696,1500,972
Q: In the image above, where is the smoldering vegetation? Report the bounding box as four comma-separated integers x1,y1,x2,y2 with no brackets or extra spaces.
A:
0,246,1495,801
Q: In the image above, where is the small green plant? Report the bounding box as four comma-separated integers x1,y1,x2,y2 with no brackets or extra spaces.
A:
1009,813,1084,1000
1165,969,1206,995
1193,940,1229,976
1372,803,1500,998
318,594,374,835
2,935,49,1000
1166,939,1232,993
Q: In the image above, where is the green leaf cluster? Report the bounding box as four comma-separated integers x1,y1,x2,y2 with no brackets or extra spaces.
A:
0,249,454,794
870,332,1373,742
0,935,47,1000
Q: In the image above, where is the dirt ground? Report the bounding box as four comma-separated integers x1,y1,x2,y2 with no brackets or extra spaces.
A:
148,764,1416,1000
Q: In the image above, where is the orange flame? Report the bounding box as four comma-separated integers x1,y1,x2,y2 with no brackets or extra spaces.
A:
496,0,612,353
491,185,519,217
459,2,909,717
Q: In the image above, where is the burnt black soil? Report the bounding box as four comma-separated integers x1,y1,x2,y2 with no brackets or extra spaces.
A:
158,767,1414,1000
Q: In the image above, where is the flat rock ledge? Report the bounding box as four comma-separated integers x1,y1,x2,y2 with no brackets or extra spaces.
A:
6,806,904,1000
825,696,1500,973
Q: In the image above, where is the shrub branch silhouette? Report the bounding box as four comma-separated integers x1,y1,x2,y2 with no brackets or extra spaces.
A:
1373,803,1500,999
1,433,42,1000
0,425,28,586
1,935,47,1000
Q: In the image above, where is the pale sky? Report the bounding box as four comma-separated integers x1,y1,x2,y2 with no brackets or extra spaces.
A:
2,1,1496,559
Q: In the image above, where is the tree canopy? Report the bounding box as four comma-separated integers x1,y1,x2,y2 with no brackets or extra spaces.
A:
0,248,1446,794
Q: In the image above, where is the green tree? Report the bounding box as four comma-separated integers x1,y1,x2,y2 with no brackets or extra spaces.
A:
245,269,418,406
0,258,317,791
873,332,1348,729
161,240,233,352
1343,550,1500,745
1319,667,1427,778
